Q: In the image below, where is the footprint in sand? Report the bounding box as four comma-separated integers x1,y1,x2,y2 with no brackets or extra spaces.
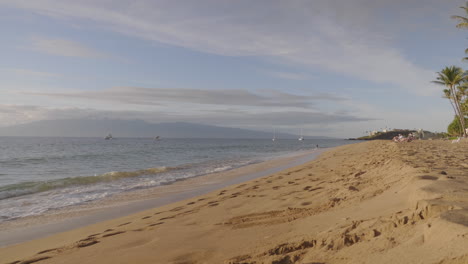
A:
418,175,438,180
308,187,323,192
170,206,185,212
77,240,100,247
117,222,132,227
9,256,52,264
148,222,164,227
36,247,62,255
102,231,126,238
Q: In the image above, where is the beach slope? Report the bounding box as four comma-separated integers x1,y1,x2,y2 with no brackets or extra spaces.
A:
2,140,468,264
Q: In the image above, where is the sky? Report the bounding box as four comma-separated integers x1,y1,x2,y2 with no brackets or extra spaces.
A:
0,0,467,138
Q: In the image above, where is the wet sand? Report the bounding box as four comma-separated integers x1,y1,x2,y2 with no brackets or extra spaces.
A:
0,148,326,247
2,140,468,264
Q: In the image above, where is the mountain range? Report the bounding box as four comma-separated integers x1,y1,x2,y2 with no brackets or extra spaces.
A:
0,119,335,139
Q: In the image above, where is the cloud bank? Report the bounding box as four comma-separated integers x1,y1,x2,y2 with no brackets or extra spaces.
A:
4,0,440,94
0,104,373,132
27,86,345,109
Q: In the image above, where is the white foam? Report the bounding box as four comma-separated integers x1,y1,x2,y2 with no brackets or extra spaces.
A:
208,165,233,173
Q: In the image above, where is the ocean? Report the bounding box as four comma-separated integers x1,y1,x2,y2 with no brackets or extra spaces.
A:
0,137,355,222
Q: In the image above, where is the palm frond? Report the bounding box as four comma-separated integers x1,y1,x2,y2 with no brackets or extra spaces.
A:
432,80,446,85
452,3,468,28
434,66,467,89
456,22,468,28
451,15,468,21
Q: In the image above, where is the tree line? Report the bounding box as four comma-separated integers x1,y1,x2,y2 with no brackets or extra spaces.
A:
433,2,468,137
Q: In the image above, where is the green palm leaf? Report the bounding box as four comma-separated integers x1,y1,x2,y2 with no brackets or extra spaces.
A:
452,4,468,28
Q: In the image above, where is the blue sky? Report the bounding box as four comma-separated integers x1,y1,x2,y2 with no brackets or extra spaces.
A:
0,0,467,137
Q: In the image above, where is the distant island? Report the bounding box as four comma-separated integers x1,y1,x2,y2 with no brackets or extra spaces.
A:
0,119,336,139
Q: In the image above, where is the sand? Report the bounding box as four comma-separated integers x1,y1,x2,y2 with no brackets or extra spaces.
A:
0,149,325,246
2,140,468,264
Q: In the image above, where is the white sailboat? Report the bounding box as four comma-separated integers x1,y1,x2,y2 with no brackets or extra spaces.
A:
272,129,276,141
298,128,304,141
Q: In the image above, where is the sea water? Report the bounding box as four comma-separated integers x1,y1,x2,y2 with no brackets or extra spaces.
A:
0,137,355,221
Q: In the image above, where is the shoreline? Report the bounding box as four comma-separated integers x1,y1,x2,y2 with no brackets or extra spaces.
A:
2,140,468,264
0,147,328,247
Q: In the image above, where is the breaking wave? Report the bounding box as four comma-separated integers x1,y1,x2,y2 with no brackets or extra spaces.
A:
0,167,173,200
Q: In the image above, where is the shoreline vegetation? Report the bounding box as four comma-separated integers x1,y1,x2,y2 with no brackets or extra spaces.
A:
435,3,468,138
2,140,468,264
349,129,446,141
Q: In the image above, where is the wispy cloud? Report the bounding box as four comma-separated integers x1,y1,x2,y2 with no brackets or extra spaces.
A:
30,36,106,58
2,0,442,94
26,86,346,108
0,68,61,78
263,70,311,80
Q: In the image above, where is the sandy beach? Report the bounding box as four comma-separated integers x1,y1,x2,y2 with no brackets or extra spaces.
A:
2,140,468,264
0,148,326,247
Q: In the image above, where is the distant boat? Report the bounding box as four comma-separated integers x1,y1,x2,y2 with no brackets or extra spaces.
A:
272,129,276,141
105,133,113,140
153,136,160,141
298,128,304,141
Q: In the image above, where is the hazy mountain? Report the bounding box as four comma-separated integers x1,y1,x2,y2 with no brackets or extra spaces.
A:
0,119,335,139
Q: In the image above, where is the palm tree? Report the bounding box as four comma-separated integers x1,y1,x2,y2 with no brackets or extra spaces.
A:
433,66,468,136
